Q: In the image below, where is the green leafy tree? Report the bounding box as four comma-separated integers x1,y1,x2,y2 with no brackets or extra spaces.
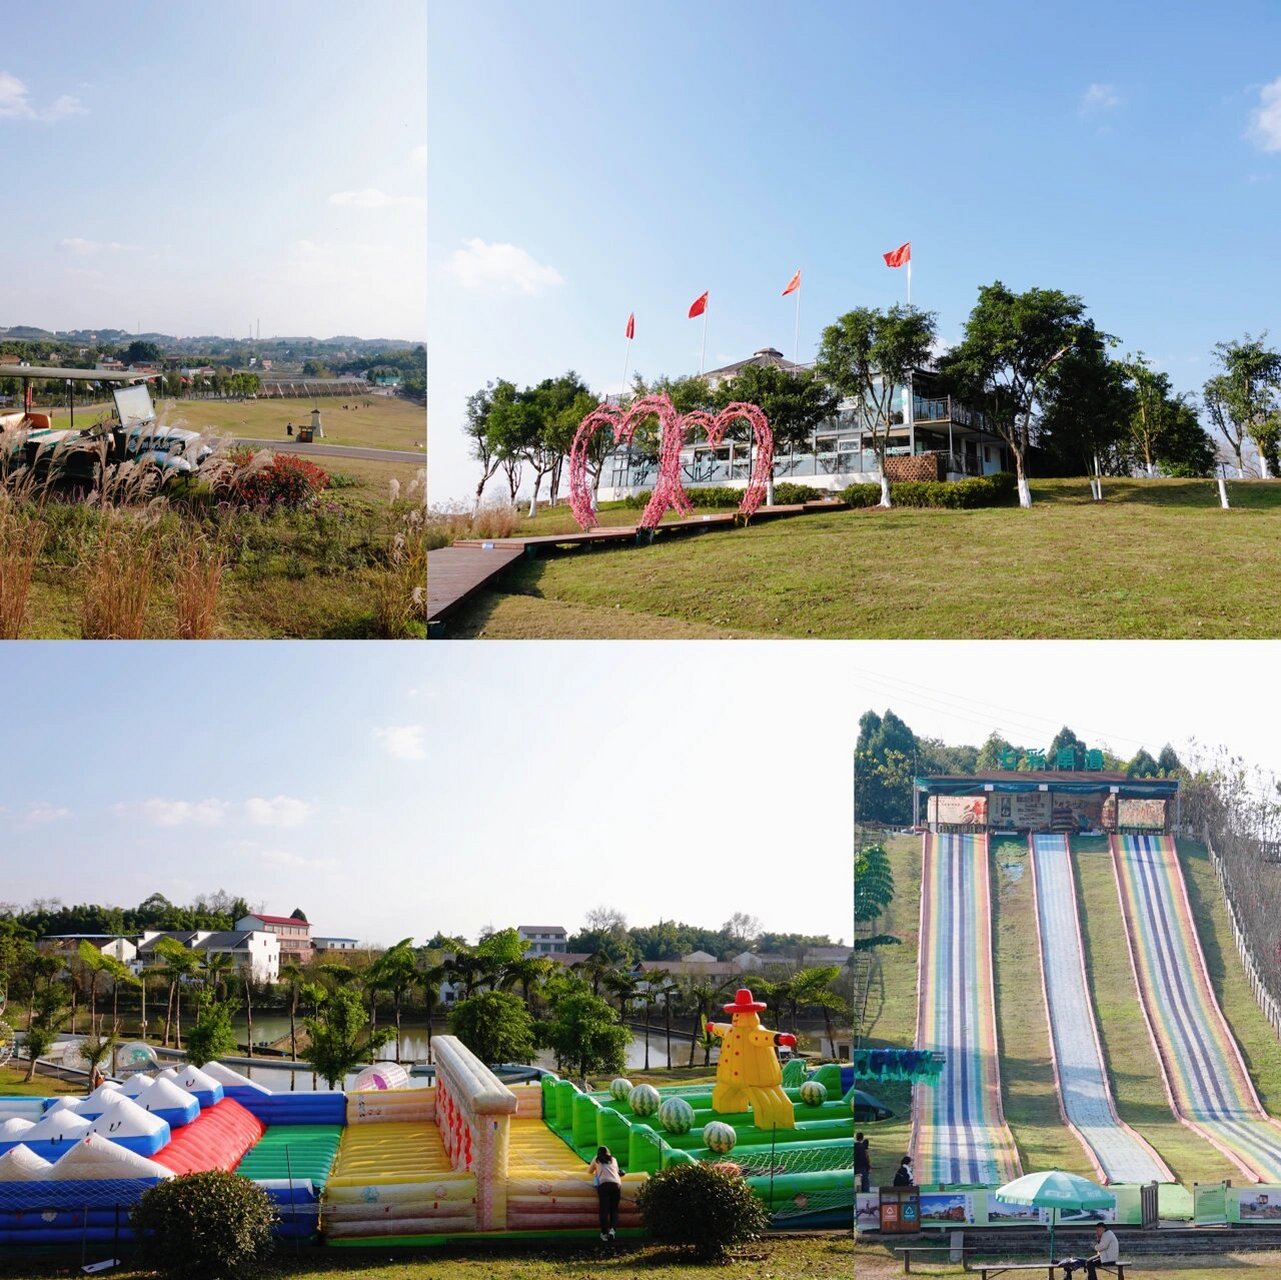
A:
369,938,420,1061
855,709,918,826
938,282,1103,506
303,984,394,1089
816,305,938,507
465,382,502,510
1205,335,1281,477
24,983,68,1082
1155,398,1217,478
185,997,237,1068
451,989,537,1064
1048,726,1088,771
1156,745,1184,776
539,988,630,1086
712,362,838,496
124,340,162,366
1128,748,1160,778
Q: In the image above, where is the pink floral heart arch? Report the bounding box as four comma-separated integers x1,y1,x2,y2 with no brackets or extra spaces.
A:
568,395,774,532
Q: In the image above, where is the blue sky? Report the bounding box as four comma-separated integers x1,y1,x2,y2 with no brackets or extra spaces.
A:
4,642,1276,950
429,1,1281,502
2,0,425,339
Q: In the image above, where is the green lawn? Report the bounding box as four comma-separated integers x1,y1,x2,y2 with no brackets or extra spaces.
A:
855,1242,1281,1278
446,478,1281,638
43,394,424,453
0,1236,852,1280
0,1065,83,1096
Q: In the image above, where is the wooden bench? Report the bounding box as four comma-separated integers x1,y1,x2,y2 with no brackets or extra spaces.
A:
975,1263,1129,1280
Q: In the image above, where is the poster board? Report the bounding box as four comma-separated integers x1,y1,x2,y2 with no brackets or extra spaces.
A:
1117,797,1167,830
929,795,988,826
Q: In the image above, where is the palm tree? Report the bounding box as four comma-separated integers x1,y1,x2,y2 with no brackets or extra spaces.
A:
279,960,305,1071
789,966,849,1053
78,1031,118,1092
369,939,419,1062
498,955,555,1016
153,939,200,1048
649,971,679,1069
101,955,138,1035
418,962,449,1065
201,952,234,1002
681,975,735,1068
77,942,109,1037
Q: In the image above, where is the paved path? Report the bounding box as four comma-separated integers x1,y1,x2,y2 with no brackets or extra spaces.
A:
1115,833,1281,1180
914,831,1021,1186
428,544,527,632
236,438,424,463
1031,833,1172,1183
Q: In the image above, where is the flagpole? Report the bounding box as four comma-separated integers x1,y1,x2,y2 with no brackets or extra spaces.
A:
700,307,708,377
907,255,912,308
620,338,631,404
793,280,801,364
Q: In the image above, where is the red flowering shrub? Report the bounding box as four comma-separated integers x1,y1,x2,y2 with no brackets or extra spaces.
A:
230,452,329,510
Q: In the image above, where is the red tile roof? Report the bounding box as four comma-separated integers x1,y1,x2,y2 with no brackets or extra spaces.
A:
246,913,310,928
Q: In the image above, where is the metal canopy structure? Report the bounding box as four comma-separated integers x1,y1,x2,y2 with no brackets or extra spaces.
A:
0,366,154,384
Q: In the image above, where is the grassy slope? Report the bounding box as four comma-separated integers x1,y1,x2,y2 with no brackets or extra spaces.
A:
0,1065,83,1096
858,833,922,1185
460,478,1281,639
1072,836,1237,1183
0,1239,852,1280
989,835,1091,1177
43,394,424,452
1177,838,1281,1112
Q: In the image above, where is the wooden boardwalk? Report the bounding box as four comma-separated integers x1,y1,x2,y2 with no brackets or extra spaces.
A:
428,498,847,634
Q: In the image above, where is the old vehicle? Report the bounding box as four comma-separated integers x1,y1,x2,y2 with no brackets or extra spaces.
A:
0,366,214,487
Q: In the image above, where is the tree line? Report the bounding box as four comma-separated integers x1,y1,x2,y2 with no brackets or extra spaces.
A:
465,282,1281,512
855,708,1186,827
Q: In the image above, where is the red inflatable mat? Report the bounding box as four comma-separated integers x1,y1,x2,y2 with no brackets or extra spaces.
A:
153,1098,266,1175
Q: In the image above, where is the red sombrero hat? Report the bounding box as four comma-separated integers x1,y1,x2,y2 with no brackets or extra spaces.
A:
724,988,768,1014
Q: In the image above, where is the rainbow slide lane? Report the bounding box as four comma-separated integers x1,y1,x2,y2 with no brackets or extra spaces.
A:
912,831,1021,1185
1113,833,1281,1181
1030,834,1172,1184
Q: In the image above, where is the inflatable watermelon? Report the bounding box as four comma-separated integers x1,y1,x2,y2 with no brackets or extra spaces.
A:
702,1120,737,1154
657,1096,695,1134
799,1079,828,1106
609,1077,633,1101
628,1083,661,1116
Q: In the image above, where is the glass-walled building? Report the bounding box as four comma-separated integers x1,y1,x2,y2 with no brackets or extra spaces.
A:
596,347,1011,501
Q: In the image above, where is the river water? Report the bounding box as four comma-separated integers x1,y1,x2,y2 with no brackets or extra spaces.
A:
225,1015,694,1090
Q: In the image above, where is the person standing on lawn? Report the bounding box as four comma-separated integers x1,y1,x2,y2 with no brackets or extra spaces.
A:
854,1131,871,1192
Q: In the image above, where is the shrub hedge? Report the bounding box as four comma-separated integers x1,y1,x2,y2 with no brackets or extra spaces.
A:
622,480,831,510
842,471,1016,509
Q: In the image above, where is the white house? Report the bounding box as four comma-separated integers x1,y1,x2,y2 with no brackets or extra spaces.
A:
518,925,568,956
137,930,279,984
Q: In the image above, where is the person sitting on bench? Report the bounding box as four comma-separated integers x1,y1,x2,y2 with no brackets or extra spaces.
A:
892,1155,914,1187
1064,1222,1118,1279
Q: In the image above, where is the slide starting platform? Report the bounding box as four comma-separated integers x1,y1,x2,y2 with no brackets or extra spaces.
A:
913,831,1021,1185
1032,833,1172,1184
1113,834,1281,1181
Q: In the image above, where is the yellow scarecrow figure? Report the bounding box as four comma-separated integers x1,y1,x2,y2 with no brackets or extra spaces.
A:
707,988,797,1130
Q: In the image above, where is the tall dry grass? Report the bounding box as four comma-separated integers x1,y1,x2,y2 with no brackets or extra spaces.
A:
79,508,164,639
173,531,225,639
426,501,520,550
374,469,428,637
0,496,46,639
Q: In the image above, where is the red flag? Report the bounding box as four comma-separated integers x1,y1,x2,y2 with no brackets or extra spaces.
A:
625,312,635,340
781,269,801,296
688,291,708,319
883,242,911,268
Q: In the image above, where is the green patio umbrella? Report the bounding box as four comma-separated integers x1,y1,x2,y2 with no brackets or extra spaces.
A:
993,1170,1116,1261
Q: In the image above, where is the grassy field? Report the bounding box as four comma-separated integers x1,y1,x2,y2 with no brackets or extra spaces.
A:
989,835,1093,1177
0,1065,82,1096
447,478,1281,638
0,1236,852,1280
43,394,425,452
855,1242,1281,1278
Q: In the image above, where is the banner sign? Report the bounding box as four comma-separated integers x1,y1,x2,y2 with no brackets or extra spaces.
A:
1049,792,1105,833
919,1192,977,1226
1235,1187,1281,1222
987,791,1051,829
929,795,988,826
1117,798,1167,830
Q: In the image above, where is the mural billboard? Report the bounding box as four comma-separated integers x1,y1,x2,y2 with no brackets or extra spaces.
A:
929,795,988,826
1049,792,1105,833
988,791,1052,830
1117,797,1167,830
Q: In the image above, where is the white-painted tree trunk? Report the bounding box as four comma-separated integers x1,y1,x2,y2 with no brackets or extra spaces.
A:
1145,460,1155,478
1017,474,1032,508
1218,475,1231,508
527,489,538,518
1261,454,1272,479
879,472,892,508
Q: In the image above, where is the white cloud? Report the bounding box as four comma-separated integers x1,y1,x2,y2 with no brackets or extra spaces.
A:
260,847,335,871
1247,77,1281,153
59,237,135,256
122,797,230,827
329,187,425,210
410,144,427,170
244,795,311,828
373,725,426,760
1080,82,1121,113
25,804,69,824
0,71,85,123
446,238,564,296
